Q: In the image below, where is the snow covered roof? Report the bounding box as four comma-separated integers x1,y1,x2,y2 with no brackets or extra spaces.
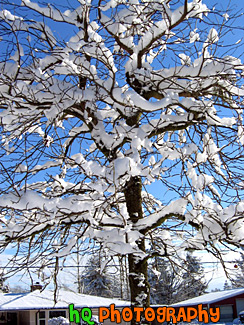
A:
0,290,130,311
171,288,244,307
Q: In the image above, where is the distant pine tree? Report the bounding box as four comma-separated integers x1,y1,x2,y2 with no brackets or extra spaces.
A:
80,255,114,297
148,253,207,304
223,280,232,290
148,258,181,305
0,268,9,293
178,253,208,301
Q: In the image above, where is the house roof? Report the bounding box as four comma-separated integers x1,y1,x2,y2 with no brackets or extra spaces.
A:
171,288,244,307
0,289,130,311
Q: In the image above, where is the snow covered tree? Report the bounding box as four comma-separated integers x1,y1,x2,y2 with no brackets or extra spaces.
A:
80,254,114,297
149,254,206,304
177,253,207,300
149,257,181,305
223,280,232,290
0,268,9,293
0,0,244,323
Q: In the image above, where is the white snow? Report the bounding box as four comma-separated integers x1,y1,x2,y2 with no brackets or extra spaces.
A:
172,288,244,307
0,289,130,310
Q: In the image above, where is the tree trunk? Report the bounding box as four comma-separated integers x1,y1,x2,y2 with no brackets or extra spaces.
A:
124,176,150,325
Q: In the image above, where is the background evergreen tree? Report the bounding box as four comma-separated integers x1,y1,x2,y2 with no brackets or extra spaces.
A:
149,254,207,304
80,254,115,298
149,258,181,305
0,268,9,293
177,253,207,301
223,280,232,290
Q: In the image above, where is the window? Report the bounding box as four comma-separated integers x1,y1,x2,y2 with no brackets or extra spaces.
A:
39,311,46,325
6,312,17,325
49,310,66,319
